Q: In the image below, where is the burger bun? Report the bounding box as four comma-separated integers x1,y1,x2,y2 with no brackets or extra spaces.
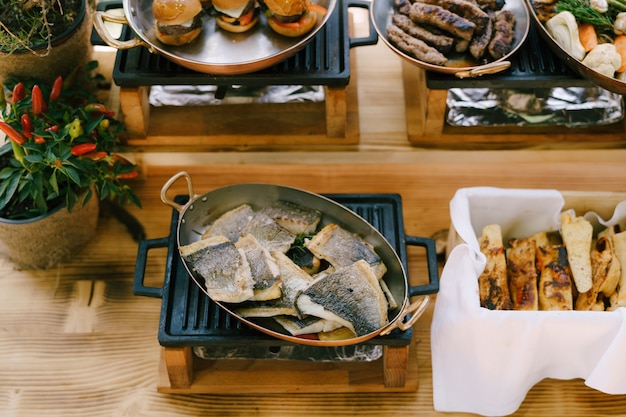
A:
267,10,316,37
153,0,203,25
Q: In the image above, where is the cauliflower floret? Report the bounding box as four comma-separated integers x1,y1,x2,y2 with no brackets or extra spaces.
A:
615,12,626,35
582,43,621,77
591,0,608,13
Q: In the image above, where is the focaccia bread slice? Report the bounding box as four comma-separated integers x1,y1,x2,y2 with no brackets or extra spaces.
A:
576,236,621,311
506,236,539,311
610,229,626,309
536,245,574,311
560,213,593,293
478,224,512,310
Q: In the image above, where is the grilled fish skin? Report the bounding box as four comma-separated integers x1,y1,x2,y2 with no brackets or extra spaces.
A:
180,235,254,303
259,200,322,235
236,251,315,317
235,234,283,301
295,260,389,337
305,223,387,279
202,204,254,242
241,211,296,253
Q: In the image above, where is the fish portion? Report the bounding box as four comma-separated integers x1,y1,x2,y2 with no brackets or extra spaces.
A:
180,235,254,303
235,234,282,301
241,212,296,253
295,260,389,337
305,223,387,279
236,251,314,317
202,204,254,242
259,200,322,235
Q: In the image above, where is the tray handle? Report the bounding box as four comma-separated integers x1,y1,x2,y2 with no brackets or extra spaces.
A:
405,235,440,296
93,9,154,51
133,237,169,298
346,0,378,48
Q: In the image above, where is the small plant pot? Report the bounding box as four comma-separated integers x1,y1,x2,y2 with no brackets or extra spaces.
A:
0,1,93,85
0,192,99,269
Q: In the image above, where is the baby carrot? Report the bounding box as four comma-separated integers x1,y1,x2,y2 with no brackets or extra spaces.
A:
578,23,597,53
614,34,626,72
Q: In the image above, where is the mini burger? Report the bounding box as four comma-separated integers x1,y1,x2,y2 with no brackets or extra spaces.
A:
212,0,261,33
263,0,323,37
152,0,204,46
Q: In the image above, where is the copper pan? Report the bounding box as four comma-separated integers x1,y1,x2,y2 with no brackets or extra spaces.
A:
159,172,439,347
370,0,530,78
93,0,338,75
524,0,626,95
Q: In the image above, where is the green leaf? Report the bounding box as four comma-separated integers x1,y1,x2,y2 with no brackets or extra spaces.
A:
63,166,82,186
0,172,20,211
49,171,59,195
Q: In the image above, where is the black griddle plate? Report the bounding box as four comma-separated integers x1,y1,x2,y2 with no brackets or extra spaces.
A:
134,194,413,348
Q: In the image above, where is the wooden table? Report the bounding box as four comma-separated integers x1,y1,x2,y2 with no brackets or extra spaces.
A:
3,161,626,416
4,8,626,414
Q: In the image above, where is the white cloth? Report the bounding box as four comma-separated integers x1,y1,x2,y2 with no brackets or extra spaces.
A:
431,187,626,416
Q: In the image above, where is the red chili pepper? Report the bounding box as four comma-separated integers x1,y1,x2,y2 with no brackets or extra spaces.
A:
12,82,25,103
70,142,97,156
104,110,115,118
82,151,108,161
34,135,46,144
0,121,26,145
49,76,63,102
45,125,59,133
84,103,107,114
31,85,45,115
20,114,33,139
116,170,139,180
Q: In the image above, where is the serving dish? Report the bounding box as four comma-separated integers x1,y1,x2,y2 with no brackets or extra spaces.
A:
93,0,336,74
158,172,439,347
370,0,530,77
524,0,626,94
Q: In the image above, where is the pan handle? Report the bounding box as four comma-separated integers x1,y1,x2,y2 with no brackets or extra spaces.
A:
346,0,379,48
405,235,440,296
380,295,429,335
454,61,511,79
160,171,197,212
93,10,155,52
133,237,169,298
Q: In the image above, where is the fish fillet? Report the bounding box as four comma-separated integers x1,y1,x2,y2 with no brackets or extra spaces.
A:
241,212,296,253
202,204,254,242
273,315,342,336
179,235,254,303
259,200,322,235
305,223,387,279
236,251,315,317
295,260,389,337
235,234,282,301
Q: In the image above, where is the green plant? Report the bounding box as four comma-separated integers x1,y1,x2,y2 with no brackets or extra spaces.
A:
0,0,85,55
0,63,141,220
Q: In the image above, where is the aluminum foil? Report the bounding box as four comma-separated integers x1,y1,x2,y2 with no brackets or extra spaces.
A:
193,344,383,362
446,87,624,127
149,84,325,106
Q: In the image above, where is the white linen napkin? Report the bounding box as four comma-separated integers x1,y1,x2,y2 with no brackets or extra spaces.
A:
431,187,626,416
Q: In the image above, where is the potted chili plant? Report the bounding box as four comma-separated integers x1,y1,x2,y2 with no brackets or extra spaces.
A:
0,0,94,85
0,67,141,269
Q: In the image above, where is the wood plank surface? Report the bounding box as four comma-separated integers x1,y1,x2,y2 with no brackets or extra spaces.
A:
3,161,626,416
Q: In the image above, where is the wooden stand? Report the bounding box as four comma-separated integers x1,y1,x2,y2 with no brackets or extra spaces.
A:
157,343,418,394
116,52,359,150
402,60,626,149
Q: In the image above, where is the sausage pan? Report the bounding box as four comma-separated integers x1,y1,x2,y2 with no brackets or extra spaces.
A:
93,0,339,75
159,172,439,347
370,0,530,78
523,0,626,95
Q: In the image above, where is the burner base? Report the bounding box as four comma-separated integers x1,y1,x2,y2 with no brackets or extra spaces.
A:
157,343,418,393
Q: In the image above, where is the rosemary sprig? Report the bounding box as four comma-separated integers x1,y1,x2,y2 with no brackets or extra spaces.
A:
556,0,616,33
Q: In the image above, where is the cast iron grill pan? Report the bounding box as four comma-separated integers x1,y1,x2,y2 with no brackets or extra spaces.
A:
134,194,413,348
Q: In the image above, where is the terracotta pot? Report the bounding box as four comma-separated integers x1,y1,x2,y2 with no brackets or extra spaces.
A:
0,191,99,269
0,1,93,85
